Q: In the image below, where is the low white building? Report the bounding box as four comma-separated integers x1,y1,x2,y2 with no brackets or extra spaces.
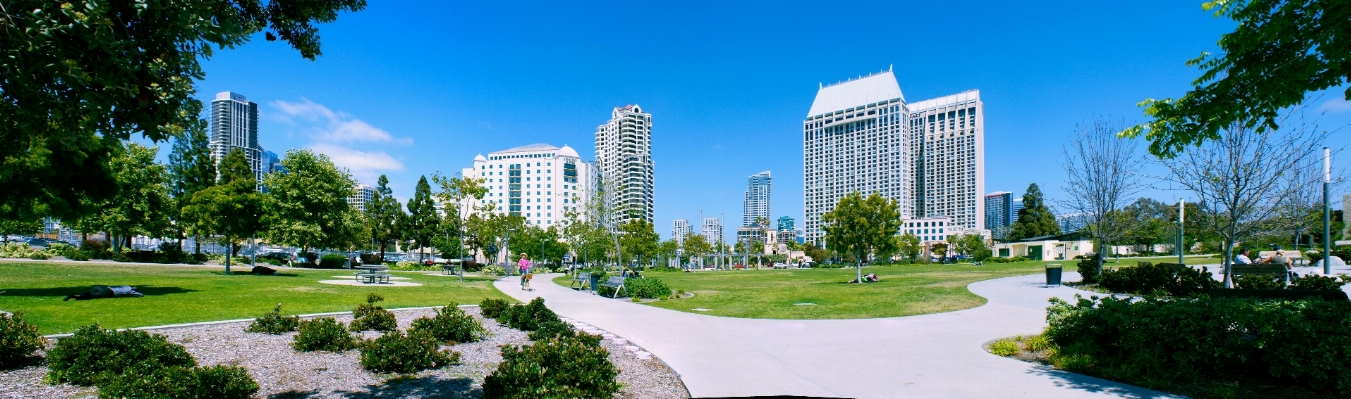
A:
902,216,956,244
992,233,1095,261
461,144,596,228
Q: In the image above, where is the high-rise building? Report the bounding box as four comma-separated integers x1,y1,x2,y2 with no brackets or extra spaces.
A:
802,69,912,245
671,219,692,245
910,90,984,232
462,144,596,228
209,91,264,190
743,171,771,227
348,184,375,214
777,216,795,234
801,69,986,244
595,105,654,227
985,191,1014,229
701,217,722,248
1011,197,1025,221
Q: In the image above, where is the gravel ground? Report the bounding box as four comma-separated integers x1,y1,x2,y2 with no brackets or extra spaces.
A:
0,307,688,399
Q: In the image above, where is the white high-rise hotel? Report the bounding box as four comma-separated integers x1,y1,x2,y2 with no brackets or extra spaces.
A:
595,105,654,227
802,69,984,244
462,144,596,227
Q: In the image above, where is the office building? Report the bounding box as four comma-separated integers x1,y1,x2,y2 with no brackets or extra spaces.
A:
736,227,765,249
909,90,984,232
595,105,654,227
209,91,264,189
985,191,1014,229
801,69,985,244
672,219,692,245
1011,197,1025,221
701,217,722,247
462,144,596,228
743,171,771,227
348,184,375,213
777,216,795,234
902,217,956,244
802,69,912,245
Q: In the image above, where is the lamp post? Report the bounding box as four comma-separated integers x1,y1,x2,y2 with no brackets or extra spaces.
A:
1324,147,1332,275
1178,199,1184,264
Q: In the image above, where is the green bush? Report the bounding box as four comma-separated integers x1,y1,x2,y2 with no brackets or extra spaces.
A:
1291,274,1348,291
0,312,46,369
480,298,510,319
358,330,459,374
390,260,431,271
245,304,300,334
46,325,196,386
111,251,132,262
984,256,1028,264
409,304,487,344
29,252,50,260
481,264,506,276
624,278,672,299
526,320,576,341
1045,294,1351,395
318,254,348,268
97,364,258,399
498,298,561,332
482,332,620,399
67,251,91,261
1075,255,1099,283
1235,273,1285,290
989,338,1020,357
1096,262,1220,297
291,318,357,352
351,293,398,332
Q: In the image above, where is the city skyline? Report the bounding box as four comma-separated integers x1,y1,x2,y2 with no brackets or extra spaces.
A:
188,1,1351,243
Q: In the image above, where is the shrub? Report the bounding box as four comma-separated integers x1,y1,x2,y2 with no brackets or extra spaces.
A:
409,304,487,344
1096,262,1220,297
292,318,357,352
1291,274,1348,291
498,298,561,332
0,312,46,369
80,239,110,252
28,252,50,260
1076,255,1100,283
97,365,258,399
46,325,196,386
317,254,348,268
481,264,506,276
482,332,620,399
989,339,1020,357
351,293,398,332
1235,273,1285,290
358,330,459,374
67,251,91,261
1045,294,1351,395
111,251,132,262
625,278,672,299
480,298,510,319
246,304,300,334
527,320,576,341
391,260,427,270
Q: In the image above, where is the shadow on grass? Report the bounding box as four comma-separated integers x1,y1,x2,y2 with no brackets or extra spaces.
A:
324,375,479,398
207,271,303,277
1024,363,1180,399
0,285,198,298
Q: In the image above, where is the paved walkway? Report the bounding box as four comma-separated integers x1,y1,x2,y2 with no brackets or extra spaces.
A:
496,272,1179,399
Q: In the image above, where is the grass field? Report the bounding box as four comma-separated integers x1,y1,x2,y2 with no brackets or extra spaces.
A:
553,255,1212,319
0,261,512,334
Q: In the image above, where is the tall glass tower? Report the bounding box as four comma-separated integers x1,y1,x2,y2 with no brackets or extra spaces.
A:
742,171,772,227
209,91,263,189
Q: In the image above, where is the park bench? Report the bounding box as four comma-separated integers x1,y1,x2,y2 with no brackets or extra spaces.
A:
441,261,460,276
1232,264,1291,287
570,272,591,290
1258,250,1304,266
598,276,627,298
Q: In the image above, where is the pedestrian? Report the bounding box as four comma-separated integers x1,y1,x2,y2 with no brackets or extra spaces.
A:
518,254,533,291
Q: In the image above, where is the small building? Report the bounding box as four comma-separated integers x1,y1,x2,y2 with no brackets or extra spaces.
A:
992,232,1094,261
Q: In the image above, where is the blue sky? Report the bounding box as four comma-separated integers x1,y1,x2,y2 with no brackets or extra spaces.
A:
191,0,1351,241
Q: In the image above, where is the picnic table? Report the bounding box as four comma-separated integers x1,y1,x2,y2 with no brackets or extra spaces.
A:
354,265,391,284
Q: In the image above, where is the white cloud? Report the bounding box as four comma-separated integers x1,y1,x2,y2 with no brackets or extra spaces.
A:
309,143,404,184
271,99,411,144
1319,97,1351,114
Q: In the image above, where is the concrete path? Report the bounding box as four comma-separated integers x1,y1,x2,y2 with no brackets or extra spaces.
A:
496,272,1179,399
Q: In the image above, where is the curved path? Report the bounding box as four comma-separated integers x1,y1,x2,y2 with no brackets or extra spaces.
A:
495,272,1178,399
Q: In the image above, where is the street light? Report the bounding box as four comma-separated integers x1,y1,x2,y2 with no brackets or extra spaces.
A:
1324,147,1332,275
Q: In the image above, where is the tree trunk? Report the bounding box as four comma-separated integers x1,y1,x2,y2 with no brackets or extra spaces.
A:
1095,238,1104,276
379,242,386,263
194,235,202,254
1222,240,1234,288
856,250,863,284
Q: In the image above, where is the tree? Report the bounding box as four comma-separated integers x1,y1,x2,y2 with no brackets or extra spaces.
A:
1122,0,1350,157
1158,117,1324,287
897,233,922,261
657,239,680,266
431,174,489,263
1007,184,1061,241
1120,198,1173,253
1060,118,1145,276
263,150,361,260
96,143,173,252
951,234,991,262
0,217,43,242
682,234,711,267
0,0,367,223
182,148,264,272
403,176,440,262
166,121,217,253
364,175,405,262
618,219,659,266
821,191,902,283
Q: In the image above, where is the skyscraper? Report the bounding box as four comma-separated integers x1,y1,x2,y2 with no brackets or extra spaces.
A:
985,191,1014,230
910,90,985,232
742,171,772,227
209,91,263,189
462,144,596,228
671,219,692,245
801,69,986,244
802,69,912,244
348,184,375,213
595,105,654,227
701,217,722,248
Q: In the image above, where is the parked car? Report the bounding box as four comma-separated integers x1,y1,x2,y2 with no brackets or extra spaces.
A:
422,257,448,265
26,238,52,249
259,252,293,264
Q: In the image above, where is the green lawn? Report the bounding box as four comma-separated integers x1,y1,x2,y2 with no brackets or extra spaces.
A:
0,262,512,334
554,256,1202,319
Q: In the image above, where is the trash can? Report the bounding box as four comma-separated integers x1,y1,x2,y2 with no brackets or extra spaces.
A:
589,274,602,292
1045,264,1063,287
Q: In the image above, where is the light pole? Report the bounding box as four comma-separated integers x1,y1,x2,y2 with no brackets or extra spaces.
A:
1324,147,1332,275
1177,199,1184,264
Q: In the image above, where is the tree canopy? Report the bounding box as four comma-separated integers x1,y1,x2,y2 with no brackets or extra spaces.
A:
166,121,217,251
821,191,901,281
182,148,264,260
0,0,367,222
403,176,440,260
263,150,360,256
95,143,173,251
1008,184,1062,241
364,175,405,261
1122,0,1350,157
618,219,660,265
